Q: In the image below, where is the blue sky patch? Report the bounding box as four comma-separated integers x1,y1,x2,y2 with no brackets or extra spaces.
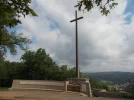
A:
7,25,21,33
45,15,59,30
49,20,59,30
124,0,134,24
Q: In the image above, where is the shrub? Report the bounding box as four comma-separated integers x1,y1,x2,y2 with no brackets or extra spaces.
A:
90,79,110,91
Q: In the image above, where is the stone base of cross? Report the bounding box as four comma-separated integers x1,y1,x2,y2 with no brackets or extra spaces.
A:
68,78,92,97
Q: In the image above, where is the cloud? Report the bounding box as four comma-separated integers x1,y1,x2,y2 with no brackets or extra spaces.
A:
6,0,134,72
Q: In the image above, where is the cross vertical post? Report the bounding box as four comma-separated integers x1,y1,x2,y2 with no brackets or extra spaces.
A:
70,10,83,78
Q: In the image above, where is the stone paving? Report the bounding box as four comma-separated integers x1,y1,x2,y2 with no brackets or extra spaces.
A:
0,90,132,100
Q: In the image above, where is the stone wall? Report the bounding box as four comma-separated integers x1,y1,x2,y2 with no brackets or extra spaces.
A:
93,89,134,98
10,80,68,91
9,79,92,97
99,91,120,98
68,78,92,97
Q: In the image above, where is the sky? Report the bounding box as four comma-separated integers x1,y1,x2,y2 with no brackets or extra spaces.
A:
6,0,134,72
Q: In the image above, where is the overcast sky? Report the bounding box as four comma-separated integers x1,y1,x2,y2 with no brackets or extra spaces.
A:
6,0,134,72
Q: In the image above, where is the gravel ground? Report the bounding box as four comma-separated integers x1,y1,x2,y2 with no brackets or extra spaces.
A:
0,90,132,100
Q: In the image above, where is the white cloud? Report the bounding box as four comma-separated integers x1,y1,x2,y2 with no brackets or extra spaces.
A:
6,0,134,72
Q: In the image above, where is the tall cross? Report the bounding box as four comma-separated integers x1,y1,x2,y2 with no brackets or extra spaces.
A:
70,10,83,78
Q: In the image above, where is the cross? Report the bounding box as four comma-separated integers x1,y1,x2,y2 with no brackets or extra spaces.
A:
70,10,83,78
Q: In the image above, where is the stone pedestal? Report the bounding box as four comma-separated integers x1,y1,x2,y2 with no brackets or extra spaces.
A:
68,78,92,97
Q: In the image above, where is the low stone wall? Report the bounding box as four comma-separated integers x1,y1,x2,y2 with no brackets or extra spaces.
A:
93,89,134,98
9,80,68,91
93,89,106,97
9,79,92,97
99,91,120,98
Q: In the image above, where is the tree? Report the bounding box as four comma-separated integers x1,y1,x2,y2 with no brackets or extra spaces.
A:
0,0,37,28
0,58,24,87
0,28,31,57
21,48,59,80
0,48,81,87
0,0,37,57
75,0,118,16
20,48,77,81
90,79,111,91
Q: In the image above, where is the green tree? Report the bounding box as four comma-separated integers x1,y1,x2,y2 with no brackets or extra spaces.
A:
0,0,37,28
59,65,71,80
21,48,59,80
0,0,37,57
90,79,110,91
20,48,76,81
0,29,31,57
0,48,79,87
0,58,23,87
76,0,118,16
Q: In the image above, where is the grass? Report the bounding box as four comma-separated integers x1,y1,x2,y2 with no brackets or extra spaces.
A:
0,87,8,91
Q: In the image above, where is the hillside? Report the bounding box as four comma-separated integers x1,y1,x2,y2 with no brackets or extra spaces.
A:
84,72,134,84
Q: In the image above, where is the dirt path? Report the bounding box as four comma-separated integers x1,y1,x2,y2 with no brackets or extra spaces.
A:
0,90,132,100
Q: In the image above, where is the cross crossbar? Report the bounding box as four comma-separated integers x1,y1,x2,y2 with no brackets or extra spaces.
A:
70,17,83,22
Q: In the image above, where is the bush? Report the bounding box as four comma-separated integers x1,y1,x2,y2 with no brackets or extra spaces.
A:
0,77,12,87
110,86,120,93
95,81,111,91
120,93,134,99
90,79,110,91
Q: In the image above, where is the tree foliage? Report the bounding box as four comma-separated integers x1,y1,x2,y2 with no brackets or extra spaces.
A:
0,48,76,87
90,79,110,91
0,0,37,57
0,0,37,28
21,48,59,80
0,28,31,57
20,48,76,80
75,0,118,16
0,48,121,93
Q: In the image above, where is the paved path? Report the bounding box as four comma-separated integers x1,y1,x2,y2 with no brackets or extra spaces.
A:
0,90,132,100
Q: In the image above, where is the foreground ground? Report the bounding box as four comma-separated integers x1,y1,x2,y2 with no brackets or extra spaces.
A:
0,90,132,100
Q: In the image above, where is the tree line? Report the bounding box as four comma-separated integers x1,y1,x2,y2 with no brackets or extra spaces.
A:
0,48,77,87
0,47,114,93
